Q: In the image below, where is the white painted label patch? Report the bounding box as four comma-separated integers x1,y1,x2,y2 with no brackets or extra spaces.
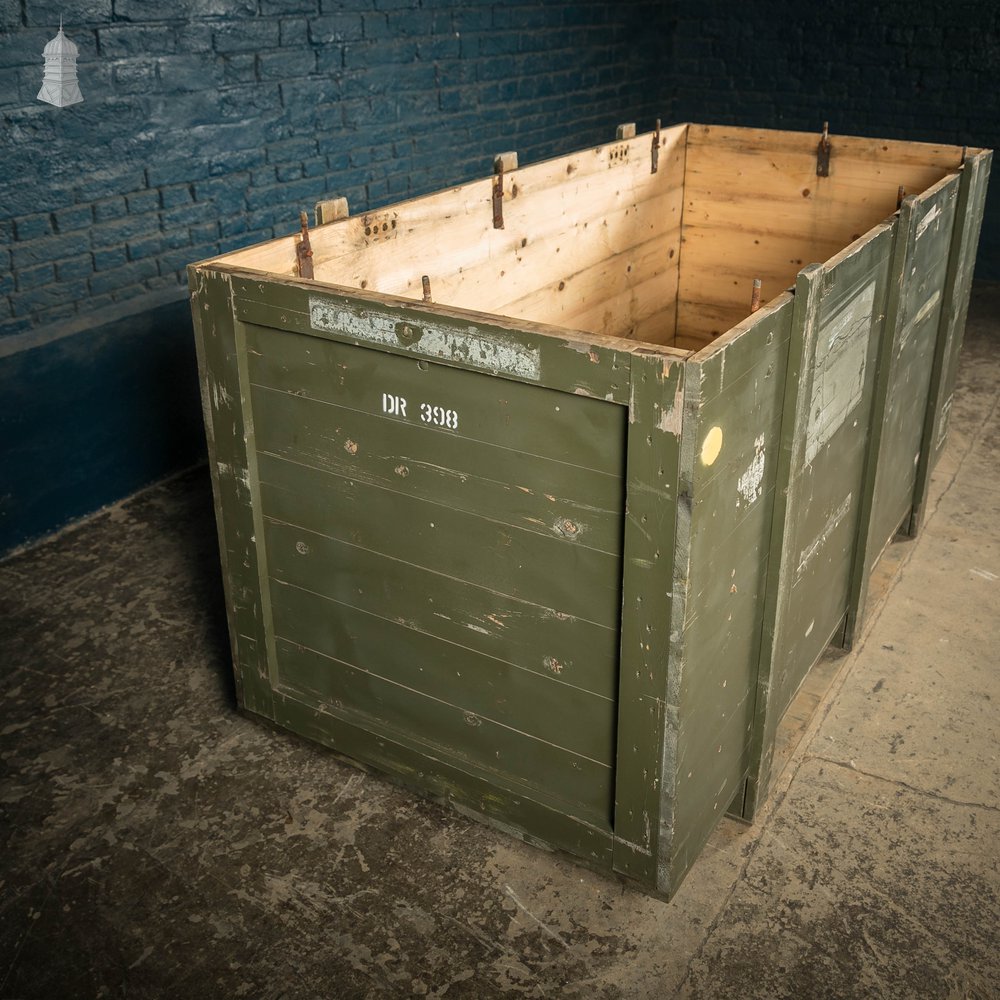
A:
736,435,766,508
805,281,876,466
796,492,853,578
309,296,542,381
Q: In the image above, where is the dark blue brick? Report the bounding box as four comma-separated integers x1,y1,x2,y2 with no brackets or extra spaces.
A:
262,0,318,12
53,205,94,233
222,53,258,84
15,264,56,290
74,169,147,203
56,255,95,281
276,164,304,181
209,148,267,175
156,54,222,91
0,316,34,336
93,246,128,270
0,272,15,295
147,160,212,188
266,136,319,162
126,190,161,215
14,214,53,241
213,19,280,54
93,197,128,223
89,259,158,296
189,222,219,244
309,13,364,42
11,279,88,316
194,177,248,215
161,202,210,227
112,60,158,88
98,25,177,58
160,185,194,209
279,18,310,46
162,230,192,251
12,233,91,269
258,48,316,79
127,235,163,260
24,0,109,27
91,215,158,249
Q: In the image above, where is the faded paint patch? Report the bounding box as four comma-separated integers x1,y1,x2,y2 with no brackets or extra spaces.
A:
309,296,542,381
796,492,853,578
915,202,942,240
700,426,723,466
805,281,875,466
658,377,684,435
736,435,766,508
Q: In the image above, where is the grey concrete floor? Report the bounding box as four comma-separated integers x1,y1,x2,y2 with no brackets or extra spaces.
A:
2,286,999,1000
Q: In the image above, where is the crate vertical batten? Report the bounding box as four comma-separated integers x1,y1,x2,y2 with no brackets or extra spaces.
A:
190,123,990,899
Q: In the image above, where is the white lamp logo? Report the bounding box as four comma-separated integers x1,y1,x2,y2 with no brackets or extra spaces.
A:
37,18,84,108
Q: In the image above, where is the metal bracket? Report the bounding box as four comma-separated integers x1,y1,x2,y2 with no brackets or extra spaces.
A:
314,195,349,226
816,121,831,177
295,211,314,279
750,278,762,314
651,118,661,173
421,275,432,302
492,151,517,230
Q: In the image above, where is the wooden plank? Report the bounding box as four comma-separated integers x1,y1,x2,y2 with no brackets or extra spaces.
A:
252,400,626,559
866,175,958,553
188,266,274,717
910,151,993,532
677,124,965,349
226,271,694,407
269,584,615,763
245,322,626,476
212,124,686,278
845,177,960,646
262,694,617,861
263,509,620,697
668,299,793,879
271,637,613,823
742,262,822,819
612,350,684,891
258,460,622,629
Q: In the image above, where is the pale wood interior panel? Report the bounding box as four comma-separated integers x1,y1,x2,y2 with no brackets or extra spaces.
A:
676,125,964,346
211,125,688,344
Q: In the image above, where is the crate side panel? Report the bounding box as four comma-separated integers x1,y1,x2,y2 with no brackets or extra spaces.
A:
612,352,684,890
920,152,993,492
189,267,273,718
772,227,895,719
867,177,960,556
668,299,794,886
246,322,627,833
678,124,962,347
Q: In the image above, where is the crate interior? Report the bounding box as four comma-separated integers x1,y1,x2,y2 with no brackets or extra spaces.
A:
214,124,965,353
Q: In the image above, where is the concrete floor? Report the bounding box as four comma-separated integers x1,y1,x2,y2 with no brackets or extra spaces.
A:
2,286,999,1000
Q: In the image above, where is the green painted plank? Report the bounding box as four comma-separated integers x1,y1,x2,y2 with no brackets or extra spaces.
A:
188,267,273,717
868,176,959,552
269,583,615,764
742,262,823,820
263,518,620,699
249,370,627,557
612,351,683,891
260,694,616,866
246,322,626,476
257,454,622,625
912,152,993,531
669,300,793,873
273,637,612,824
228,271,642,404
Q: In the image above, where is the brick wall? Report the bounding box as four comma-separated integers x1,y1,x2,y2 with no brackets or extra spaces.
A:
670,0,1000,279
1,0,667,339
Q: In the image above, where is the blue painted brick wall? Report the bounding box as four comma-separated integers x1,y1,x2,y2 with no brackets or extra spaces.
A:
1,1,666,338
669,1,1000,279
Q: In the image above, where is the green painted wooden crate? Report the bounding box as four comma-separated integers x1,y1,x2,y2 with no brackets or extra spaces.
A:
190,123,990,899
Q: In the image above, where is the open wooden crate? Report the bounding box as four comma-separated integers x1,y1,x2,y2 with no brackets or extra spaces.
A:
191,123,990,899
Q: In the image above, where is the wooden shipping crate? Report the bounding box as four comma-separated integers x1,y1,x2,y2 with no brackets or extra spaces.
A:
189,124,991,899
